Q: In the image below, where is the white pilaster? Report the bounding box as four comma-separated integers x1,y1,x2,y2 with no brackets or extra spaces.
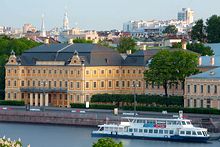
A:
45,93,49,106
40,93,43,106
30,93,33,106
35,93,38,106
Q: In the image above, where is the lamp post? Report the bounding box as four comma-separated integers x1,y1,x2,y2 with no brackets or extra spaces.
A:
132,81,139,116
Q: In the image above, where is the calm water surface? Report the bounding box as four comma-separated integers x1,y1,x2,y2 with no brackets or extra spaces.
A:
0,123,219,147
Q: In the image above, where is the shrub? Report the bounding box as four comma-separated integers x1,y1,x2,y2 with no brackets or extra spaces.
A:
0,100,25,106
91,94,183,106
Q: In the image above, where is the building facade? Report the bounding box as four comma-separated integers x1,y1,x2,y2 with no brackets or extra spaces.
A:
5,43,148,107
184,68,220,110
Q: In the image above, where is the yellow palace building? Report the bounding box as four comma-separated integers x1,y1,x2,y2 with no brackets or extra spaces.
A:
5,42,150,107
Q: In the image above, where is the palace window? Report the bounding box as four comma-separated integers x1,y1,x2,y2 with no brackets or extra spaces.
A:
8,69,11,74
21,93,24,99
139,81,141,87
108,70,112,74
116,81,119,87
116,70,119,74
22,69,24,74
133,70,136,74
93,70,97,75
127,70,130,74
27,80,30,86
14,93,16,99
49,70,51,74
122,81,125,87
122,70,125,74
54,70,56,74
33,81,35,87
101,81,104,88
187,85,190,93
77,82,80,88
14,70,17,74
207,85,211,93
101,70,104,74
60,70,62,74
14,80,16,87
43,70,46,74
49,81,51,87
86,70,89,75
21,81,24,87
139,70,142,74
86,95,89,102
70,82,73,88
93,82,97,88
127,81,130,87
33,70,35,74
86,82,89,88
194,85,197,93
214,85,217,94
194,99,197,107
76,95,80,102
28,70,30,74
54,81,57,87
38,70,40,74
108,81,112,88
60,81,62,87
8,93,10,99
201,100,203,108
201,85,204,93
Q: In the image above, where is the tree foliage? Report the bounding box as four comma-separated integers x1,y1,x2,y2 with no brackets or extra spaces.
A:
191,19,206,42
72,38,93,43
93,138,123,147
187,43,214,56
117,37,136,53
206,15,220,43
144,50,199,96
172,42,214,56
163,25,178,35
0,36,41,99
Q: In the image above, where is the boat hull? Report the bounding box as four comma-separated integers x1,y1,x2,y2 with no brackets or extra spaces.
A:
91,133,209,143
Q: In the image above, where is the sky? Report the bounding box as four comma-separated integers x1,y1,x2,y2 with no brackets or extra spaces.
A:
0,0,220,31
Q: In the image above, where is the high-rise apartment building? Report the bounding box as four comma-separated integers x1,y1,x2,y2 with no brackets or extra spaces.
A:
178,8,194,24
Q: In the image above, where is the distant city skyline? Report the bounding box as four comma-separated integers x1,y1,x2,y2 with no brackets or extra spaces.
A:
1,0,220,31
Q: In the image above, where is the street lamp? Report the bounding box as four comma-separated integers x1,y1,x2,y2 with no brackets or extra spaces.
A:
132,81,139,116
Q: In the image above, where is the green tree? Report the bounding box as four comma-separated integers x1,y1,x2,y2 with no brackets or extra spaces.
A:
163,25,178,35
0,36,41,99
144,50,199,96
117,37,136,53
72,38,93,43
93,138,123,147
206,15,220,43
144,50,172,97
191,19,206,42
187,43,214,56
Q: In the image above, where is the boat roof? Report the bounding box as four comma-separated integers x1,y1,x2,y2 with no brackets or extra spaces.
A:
122,117,191,122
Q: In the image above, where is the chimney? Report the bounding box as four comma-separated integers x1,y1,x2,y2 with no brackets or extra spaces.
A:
126,50,132,55
44,38,49,44
181,40,187,50
68,38,73,44
198,57,202,66
210,56,215,66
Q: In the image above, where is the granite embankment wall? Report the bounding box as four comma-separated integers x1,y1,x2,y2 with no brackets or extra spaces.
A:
0,111,118,126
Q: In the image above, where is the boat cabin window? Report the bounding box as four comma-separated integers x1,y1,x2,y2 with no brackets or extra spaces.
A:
154,129,158,134
134,128,138,132
186,121,191,125
167,121,172,125
164,130,169,134
157,120,166,124
149,129,153,133
176,121,181,125
129,128,133,132
192,131,196,135
139,129,143,133
137,119,145,123
180,131,185,135
186,131,191,135
100,127,104,131
147,120,156,124
144,129,148,133
197,131,202,135
169,130,174,134
159,130,163,134
181,121,186,125
202,131,208,136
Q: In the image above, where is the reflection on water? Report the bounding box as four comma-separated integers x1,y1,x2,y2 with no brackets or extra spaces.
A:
0,123,219,147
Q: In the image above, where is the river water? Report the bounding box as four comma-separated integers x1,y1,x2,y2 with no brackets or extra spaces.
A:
0,123,219,147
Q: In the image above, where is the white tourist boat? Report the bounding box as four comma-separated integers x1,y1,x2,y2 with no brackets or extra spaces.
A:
92,111,210,142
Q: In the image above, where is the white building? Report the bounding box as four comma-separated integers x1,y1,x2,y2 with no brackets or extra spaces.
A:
178,8,194,24
0,26,4,34
23,24,36,33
